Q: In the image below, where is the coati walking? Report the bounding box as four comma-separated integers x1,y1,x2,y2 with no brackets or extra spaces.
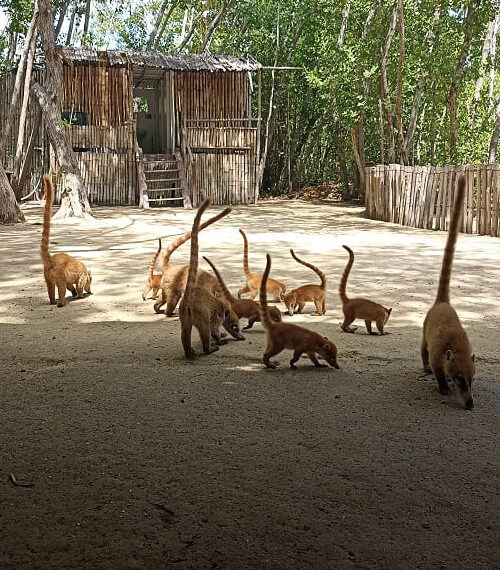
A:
203,256,282,329
153,209,230,315
237,229,286,301
421,174,475,409
40,174,92,307
141,238,162,300
283,249,327,316
179,199,244,358
339,246,392,335
259,253,339,370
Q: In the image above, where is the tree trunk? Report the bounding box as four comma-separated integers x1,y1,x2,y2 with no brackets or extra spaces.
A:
55,0,71,38
82,0,91,41
147,0,175,49
335,121,351,201
0,2,39,161
0,165,26,224
292,110,328,191
488,97,500,163
489,16,499,110
448,1,476,163
197,0,233,54
65,0,77,45
175,9,201,53
17,108,42,198
37,0,92,219
338,0,351,46
395,0,408,164
350,127,366,200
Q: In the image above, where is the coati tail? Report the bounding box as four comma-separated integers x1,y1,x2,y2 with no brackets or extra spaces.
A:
290,249,327,289
40,174,54,269
239,229,251,277
339,245,354,304
148,238,162,280
184,198,213,302
162,206,232,269
259,253,272,328
435,174,466,304
202,256,236,303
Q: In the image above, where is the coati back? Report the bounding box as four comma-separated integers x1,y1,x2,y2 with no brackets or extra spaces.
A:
237,229,286,301
421,174,475,409
142,238,162,300
179,199,243,358
40,174,92,307
259,253,339,370
339,246,392,335
283,249,327,316
203,256,282,330
153,210,229,316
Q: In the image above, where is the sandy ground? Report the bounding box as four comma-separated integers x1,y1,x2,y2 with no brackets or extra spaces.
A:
1,199,499,570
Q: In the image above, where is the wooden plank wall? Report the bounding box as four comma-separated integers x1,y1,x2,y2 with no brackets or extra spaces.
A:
365,164,500,237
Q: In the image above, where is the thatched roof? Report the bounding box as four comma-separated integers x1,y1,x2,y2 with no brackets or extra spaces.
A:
60,47,261,73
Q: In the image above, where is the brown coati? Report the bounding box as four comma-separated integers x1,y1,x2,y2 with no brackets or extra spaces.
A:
259,253,339,370
153,208,231,316
237,229,286,301
421,174,475,410
141,238,162,300
339,245,392,335
179,198,244,358
203,256,282,330
283,249,327,316
40,173,92,307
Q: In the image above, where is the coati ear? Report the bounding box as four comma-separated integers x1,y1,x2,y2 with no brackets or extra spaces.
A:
446,349,454,361
387,308,392,315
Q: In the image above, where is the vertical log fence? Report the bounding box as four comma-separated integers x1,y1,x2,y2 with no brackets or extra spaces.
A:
365,164,500,236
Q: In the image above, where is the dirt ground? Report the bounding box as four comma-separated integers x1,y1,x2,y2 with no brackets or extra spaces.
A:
1,199,499,570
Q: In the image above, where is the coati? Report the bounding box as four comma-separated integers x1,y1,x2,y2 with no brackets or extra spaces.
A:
237,229,286,301
283,249,327,316
421,174,475,410
153,209,230,315
259,253,339,370
179,198,244,358
141,238,162,300
339,245,392,335
203,256,282,329
40,173,92,307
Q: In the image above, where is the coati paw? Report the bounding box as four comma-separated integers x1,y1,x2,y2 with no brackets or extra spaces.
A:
264,360,278,369
439,386,451,395
204,345,220,354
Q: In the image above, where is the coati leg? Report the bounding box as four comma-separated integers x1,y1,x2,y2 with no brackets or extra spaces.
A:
375,317,387,335
263,342,284,369
431,361,451,395
142,284,152,300
421,342,432,373
365,320,376,335
181,320,195,358
211,329,228,346
321,299,326,314
56,282,67,307
341,314,356,333
68,284,78,297
46,276,57,305
290,350,303,369
151,287,160,300
243,316,257,330
165,290,182,316
297,302,306,313
314,300,324,315
308,353,326,367
249,288,258,301
238,285,250,299
154,291,166,314
197,323,219,354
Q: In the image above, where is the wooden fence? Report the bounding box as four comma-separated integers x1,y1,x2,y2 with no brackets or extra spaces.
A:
365,164,500,236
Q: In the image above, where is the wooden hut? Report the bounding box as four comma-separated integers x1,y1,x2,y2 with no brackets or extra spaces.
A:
1,48,262,207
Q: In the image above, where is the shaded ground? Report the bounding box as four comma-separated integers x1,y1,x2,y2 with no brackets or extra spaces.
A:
1,200,499,569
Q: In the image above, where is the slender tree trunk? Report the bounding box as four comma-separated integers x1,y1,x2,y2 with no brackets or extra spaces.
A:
338,0,351,45
488,97,500,163
489,15,499,110
292,110,328,191
66,0,77,46
0,165,26,223
175,9,201,53
148,0,174,49
82,0,91,41
470,17,495,125
197,0,233,54
448,1,476,163
7,31,18,64
37,0,92,219
17,108,42,197
335,121,351,201
395,0,408,164
55,0,71,38
350,127,366,200
0,2,39,161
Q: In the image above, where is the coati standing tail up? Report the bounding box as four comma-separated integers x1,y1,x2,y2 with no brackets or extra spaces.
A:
259,253,339,370
339,246,392,335
283,249,327,316
153,209,231,315
237,229,286,301
179,199,243,358
203,256,282,330
40,174,92,307
421,174,475,410
142,238,162,300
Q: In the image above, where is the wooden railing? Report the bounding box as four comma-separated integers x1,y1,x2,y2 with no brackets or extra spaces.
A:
365,164,500,236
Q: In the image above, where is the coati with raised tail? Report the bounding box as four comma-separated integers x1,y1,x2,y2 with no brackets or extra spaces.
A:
40,174,92,307
339,246,392,335
237,229,286,301
153,209,230,315
203,256,282,330
259,253,339,370
421,174,475,410
141,239,162,300
179,199,244,358
283,249,327,316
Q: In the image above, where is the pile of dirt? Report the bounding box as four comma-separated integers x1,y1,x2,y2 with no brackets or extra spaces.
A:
299,182,344,201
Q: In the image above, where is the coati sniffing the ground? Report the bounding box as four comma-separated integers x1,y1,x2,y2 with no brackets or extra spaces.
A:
421,174,475,410
259,253,339,370
203,256,282,330
179,199,244,358
237,229,286,301
40,174,92,307
283,249,327,316
142,238,162,300
339,246,392,335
